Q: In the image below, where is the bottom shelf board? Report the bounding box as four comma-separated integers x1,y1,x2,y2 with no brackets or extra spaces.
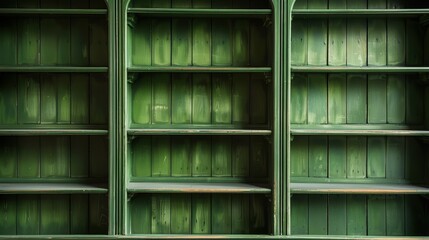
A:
291,182,429,194
127,182,271,194
0,183,108,194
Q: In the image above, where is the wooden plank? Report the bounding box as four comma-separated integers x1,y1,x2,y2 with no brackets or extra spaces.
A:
406,19,423,67
132,74,152,124
152,18,171,66
152,73,171,124
0,17,17,65
346,195,366,235
309,136,327,178
0,195,16,234
71,136,89,178
17,195,39,235
232,136,249,177
18,74,40,124
0,137,17,178
130,16,151,66
172,136,191,177
231,195,249,234
291,136,308,177
387,75,406,124
0,74,17,124
249,195,267,234
89,74,108,124
212,136,232,177
192,136,211,177
40,195,69,234
328,195,346,235
40,75,57,123
328,74,346,124
308,195,327,235
232,74,250,124
70,195,89,234
406,78,423,125
368,137,386,178
307,0,327,66
172,74,192,124
249,18,266,66
89,18,107,67
386,137,405,179
71,74,89,124
70,3,89,66
152,136,170,177
347,137,366,178
233,19,249,67
386,195,405,236
132,137,152,177
250,74,267,124
308,74,327,124
171,194,191,234
405,196,426,235
346,0,367,67
54,74,71,124
0,183,107,194
212,74,232,124
130,195,151,234
89,195,108,234
328,136,346,178
291,0,307,65
193,0,211,8
405,138,424,182
191,194,211,234
89,136,108,178
18,137,40,178
291,74,308,124
192,74,211,124
151,194,171,234
368,195,386,236
368,74,387,124
172,14,192,66
291,195,308,234
192,19,211,66
250,136,267,178
212,194,231,234
347,74,367,124
328,0,346,66
41,136,70,178
17,13,40,65
291,183,429,194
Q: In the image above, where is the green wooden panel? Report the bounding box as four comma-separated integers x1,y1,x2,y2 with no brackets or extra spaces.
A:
89,74,108,124
291,74,307,124
307,0,327,66
192,136,211,176
18,74,40,124
406,79,423,125
405,138,424,182
152,74,171,124
132,137,151,177
250,74,267,124
191,195,210,234
71,136,89,178
152,19,171,66
152,136,171,177
233,19,249,66
89,19,108,67
192,74,211,124
386,137,405,179
89,195,108,234
249,195,266,234
405,196,426,236
346,0,367,67
0,18,16,65
328,195,346,235
17,195,39,235
232,74,250,123
308,195,327,235
212,194,231,234
328,74,346,124
172,137,191,177
71,14,89,66
406,19,423,67
40,75,56,123
0,74,17,124
89,136,108,178
346,137,366,178
41,136,70,178
17,17,40,65
368,137,386,178
231,195,249,234
40,15,70,65
172,74,192,124
132,74,151,124
368,195,386,236
249,19,267,66
0,196,16,235
56,74,71,123
328,0,346,66
291,195,308,234
250,136,267,178
346,195,366,235
40,195,69,234
70,195,89,234
71,74,89,124
309,136,327,178
368,0,387,66
18,137,40,178
232,136,249,177
386,196,405,236
387,75,405,124
308,74,327,124
130,195,151,234
171,194,191,234
368,74,387,123
0,137,17,178
172,17,191,66
291,136,308,177
131,19,151,66
387,8,405,66
291,17,307,65
346,74,367,124
212,74,232,124
192,20,211,66
328,136,346,178
212,136,232,177
212,18,232,66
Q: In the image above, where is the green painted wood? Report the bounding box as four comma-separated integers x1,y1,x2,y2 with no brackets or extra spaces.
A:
128,183,269,194
192,19,211,66
172,13,191,66
291,195,308,234
231,195,249,234
386,137,405,179
212,16,232,66
346,0,367,67
232,74,250,124
17,195,39,235
368,75,387,124
249,19,267,67
0,74,17,124
406,79,423,125
171,194,191,234
40,195,69,234
328,74,346,124
88,195,108,234
212,136,232,177
233,18,249,67
172,74,192,124
89,18,107,67
308,136,327,178
152,74,171,124
387,75,405,124
212,194,231,234
70,1,89,66
191,194,210,234
250,74,267,124
0,8,107,15
0,18,16,65
291,3,307,66
291,74,307,124
232,136,250,177
328,136,346,178
0,137,17,178
308,195,327,235
308,74,327,124
367,137,386,178
171,137,191,177
346,195,366,235
40,13,70,65
346,137,366,178
250,136,267,178
405,196,426,236
132,137,151,177
406,19,423,67
405,138,424,182
151,194,171,234
346,74,367,124
192,74,211,124
151,136,170,177
191,136,211,177
130,195,151,234
132,74,151,124
249,195,266,234
152,18,171,66
0,195,16,234
131,18,151,66
89,74,108,125
368,195,386,236
291,136,308,177
18,75,40,124
18,137,40,178
0,67,108,73
40,76,56,123
71,136,89,178
128,66,272,73
328,0,346,66
70,195,89,234
41,136,70,178
0,183,107,194
128,8,271,17
17,16,40,65
56,75,71,123
89,136,108,178
307,0,327,66
328,195,346,235
290,183,429,194
386,196,405,236
212,74,232,124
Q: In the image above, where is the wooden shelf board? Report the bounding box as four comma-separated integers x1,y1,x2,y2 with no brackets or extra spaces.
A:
128,128,271,136
127,182,271,194
0,126,108,136
0,8,107,15
0,183,108,194
291,124,428,136
292,9,429,18
128,8,272,17
291,66,429,73
0,66,108,73
128,66,272,73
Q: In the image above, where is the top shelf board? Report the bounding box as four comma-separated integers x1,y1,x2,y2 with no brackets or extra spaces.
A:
0,183,108,194
0,8,107,16
0,66,108,73
291,124,429,136
128,8,272,18
128,66,272,73
291,66,429,73
292,9,429,18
